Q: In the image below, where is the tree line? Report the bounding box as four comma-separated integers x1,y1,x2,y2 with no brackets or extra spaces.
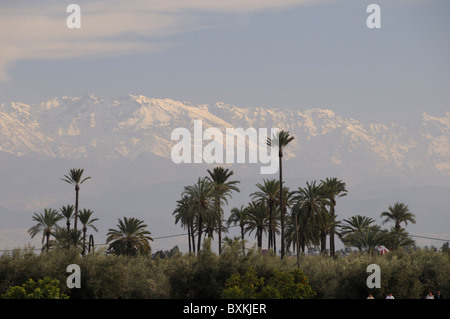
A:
28,168,153,256
173,170,418,259
173,130,418,261
27,131,418,259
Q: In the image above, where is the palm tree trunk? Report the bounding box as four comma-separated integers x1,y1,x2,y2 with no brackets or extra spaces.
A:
295,211,300,268
74,185,79,233
273,227,276,254
67,221,71,249
217,201,222,254
330,231,335,257
258,228,262,250
190,222,196,253
279,152,285,259
197,215,203,253
46,232,50,252
240,225,245,254
187,225,191,253
218,223,222,254
330,204,336,257
268,202,273,251
321,231,327,254
82,228,87,255
300,229,306,253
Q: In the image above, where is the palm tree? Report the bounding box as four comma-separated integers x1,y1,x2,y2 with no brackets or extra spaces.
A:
28,208,63,252
59,204,75,249
251,179,280,253
106,217,153,256
290,202,320,267
228,205,248,253
173,194,195,253
343,225,387,255
182,177,218,253
267,130,294,259
381,202,416,231
206,167,240,254
61,168,91,233
244,202,270,250
292,181,329,257
340,215,380,253
78,209,98,255
320,177,347,257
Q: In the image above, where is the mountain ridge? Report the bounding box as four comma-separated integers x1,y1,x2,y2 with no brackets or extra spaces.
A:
0,94,449,178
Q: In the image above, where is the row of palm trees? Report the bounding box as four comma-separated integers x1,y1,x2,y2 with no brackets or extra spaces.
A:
173,167,240,254
28,206,98,254
173,172,350,256
173,129,418,261
28,169,97,253
173,130,296,258
28,168,154,256
340,204,416,255
173,171,417,261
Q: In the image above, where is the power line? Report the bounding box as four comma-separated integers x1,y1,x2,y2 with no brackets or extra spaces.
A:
0,228,448,253
410,234,449,242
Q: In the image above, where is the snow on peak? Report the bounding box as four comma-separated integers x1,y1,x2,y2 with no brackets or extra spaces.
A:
0,94,448,177
422,111,450,128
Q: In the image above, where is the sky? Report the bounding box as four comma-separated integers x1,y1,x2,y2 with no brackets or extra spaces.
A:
0,0,449,123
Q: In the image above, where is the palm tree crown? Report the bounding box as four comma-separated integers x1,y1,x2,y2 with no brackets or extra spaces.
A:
381,202,416,231
106,217,153,256
28,208,63,252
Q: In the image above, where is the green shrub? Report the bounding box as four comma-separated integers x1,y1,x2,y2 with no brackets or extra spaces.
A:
1,277,69,299
222,267,265,299
222,267,315,299
265,268,315,299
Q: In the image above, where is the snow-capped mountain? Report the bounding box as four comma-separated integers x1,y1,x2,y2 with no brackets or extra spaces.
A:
0,94,449,178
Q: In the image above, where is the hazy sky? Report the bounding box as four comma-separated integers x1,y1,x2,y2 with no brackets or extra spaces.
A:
0,0,449,122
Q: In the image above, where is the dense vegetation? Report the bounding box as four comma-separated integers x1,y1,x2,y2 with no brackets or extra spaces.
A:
0,241,449,299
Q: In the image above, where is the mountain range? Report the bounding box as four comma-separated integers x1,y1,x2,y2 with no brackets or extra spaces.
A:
1,94,449,176
0,94,449,251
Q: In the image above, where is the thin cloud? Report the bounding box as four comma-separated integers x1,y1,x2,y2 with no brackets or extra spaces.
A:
0,0,314,80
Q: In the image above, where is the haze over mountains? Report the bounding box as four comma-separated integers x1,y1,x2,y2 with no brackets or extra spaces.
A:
1,94,449,251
